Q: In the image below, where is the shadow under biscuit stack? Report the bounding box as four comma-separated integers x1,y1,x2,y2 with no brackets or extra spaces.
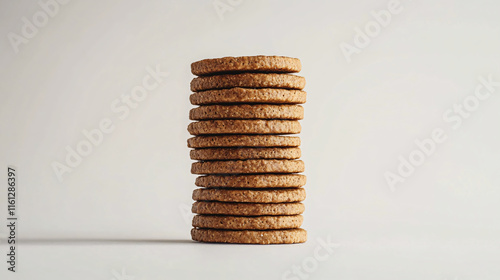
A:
188,56,307,244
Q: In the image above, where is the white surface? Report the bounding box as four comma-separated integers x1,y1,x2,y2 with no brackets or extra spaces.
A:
1,0,500,279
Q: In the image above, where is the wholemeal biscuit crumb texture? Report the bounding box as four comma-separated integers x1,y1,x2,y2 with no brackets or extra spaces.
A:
187,135,300,148
192,188,306,203
191,159,305,174
189,88,306,105
190,73,306,92
192,215,303,230
187,120,301,135
190,147,301,160
192,201,305,216
191,228,307,244
195,174,306,188
189,104,304,120
191,56,301,76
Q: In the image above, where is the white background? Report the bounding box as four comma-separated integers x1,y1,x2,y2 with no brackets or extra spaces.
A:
1,0,500,279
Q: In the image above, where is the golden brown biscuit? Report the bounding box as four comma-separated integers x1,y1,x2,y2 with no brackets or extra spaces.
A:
187,135,300,148
192,188,306,203
190,73,306,91
189,104,304,120
190,147,301,160
191,228,307,244
195,174,306,188
191,56,301,76
192,215,303,230
189,88,307,105
192,201,305,216
191,159,305,174
187,120,301,135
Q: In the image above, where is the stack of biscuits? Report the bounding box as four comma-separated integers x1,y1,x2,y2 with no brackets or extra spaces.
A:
188,56,307,244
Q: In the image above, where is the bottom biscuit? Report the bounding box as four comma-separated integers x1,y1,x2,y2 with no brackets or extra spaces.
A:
191,228,307,244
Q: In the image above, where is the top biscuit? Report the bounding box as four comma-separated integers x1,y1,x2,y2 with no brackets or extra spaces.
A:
191,56,301,76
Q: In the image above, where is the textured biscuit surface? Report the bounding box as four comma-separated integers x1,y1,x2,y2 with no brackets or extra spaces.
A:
191,228,307,244
190,147,301,160
190,73,306,92
191,56,301,76
191,159,304,174
192,201,305,216
195,174,306,188
192,188,306,203
189,104,304,120
190,88,307,105
188,120,301,135
187,135,300,148
192,215,303,230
